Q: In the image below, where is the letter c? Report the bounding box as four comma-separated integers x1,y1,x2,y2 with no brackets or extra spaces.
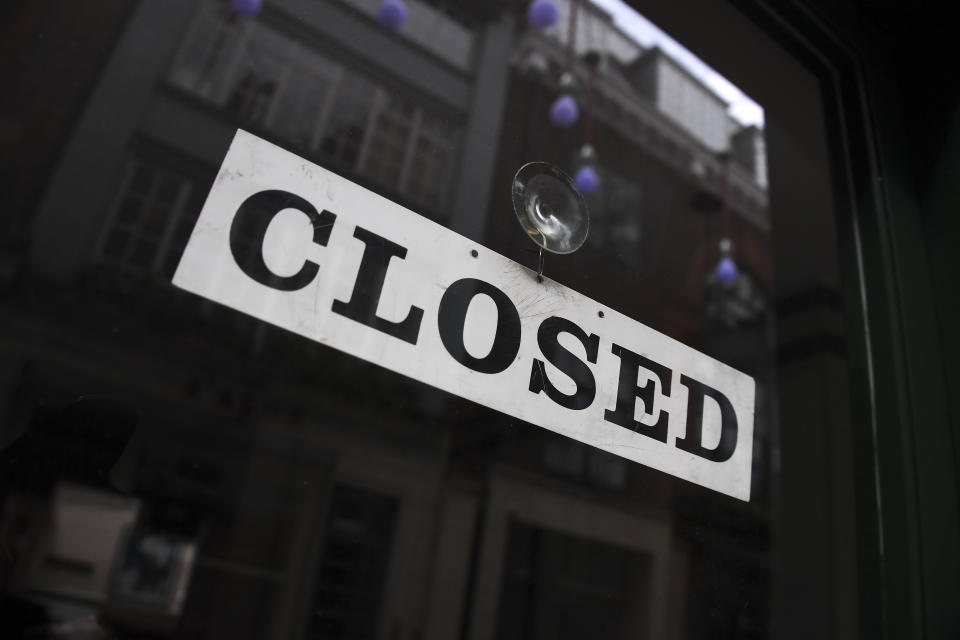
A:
229,189,336,291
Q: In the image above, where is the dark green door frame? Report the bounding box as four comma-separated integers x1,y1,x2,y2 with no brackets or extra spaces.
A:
627,0,958,637
739,1,960,637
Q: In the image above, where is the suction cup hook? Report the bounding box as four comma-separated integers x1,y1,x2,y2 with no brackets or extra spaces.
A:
512,162,590,281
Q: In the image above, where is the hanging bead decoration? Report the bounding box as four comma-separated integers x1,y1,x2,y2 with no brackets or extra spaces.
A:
549,94,579,126
714,154,737,282
528,0,560,29
548,0,581,128
549,72,579,127
573,52,600,195
574,164,599,195
714,238,738,282
377,0,408,31
574,144,599,195
232,0,262,17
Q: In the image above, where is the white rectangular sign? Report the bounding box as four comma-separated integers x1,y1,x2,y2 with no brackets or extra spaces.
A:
173,130,755,500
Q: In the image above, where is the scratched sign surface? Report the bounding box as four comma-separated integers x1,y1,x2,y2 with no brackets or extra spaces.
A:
173,130,756,500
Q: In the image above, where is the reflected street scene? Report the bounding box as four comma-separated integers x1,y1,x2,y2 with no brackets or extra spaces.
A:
0,1,857,639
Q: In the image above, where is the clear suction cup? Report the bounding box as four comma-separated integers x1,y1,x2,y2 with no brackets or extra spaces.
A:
512,162,590,255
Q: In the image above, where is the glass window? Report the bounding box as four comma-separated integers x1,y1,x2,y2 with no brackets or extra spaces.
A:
1,0,941,639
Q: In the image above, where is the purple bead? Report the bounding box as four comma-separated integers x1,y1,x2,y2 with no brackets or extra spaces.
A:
377,0,407,31
549,94,579,127
574,165,599,195
714,256,738,282
528,0,559,29
232,0,262,16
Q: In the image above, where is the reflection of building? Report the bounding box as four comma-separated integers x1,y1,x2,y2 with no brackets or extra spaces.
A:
168,3,461,211
627,47,735,152
1,2,772,640
489,1,772,352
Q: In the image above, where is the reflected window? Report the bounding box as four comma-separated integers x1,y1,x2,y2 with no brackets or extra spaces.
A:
307,485,398,640
362,94,417,187
167,4,461,212
319,73,379,167
497,521,652,640
97,157,198,277
542,438,629,489
404,113,459,209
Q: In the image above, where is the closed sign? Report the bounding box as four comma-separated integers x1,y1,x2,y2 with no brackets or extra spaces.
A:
173,130,756,500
